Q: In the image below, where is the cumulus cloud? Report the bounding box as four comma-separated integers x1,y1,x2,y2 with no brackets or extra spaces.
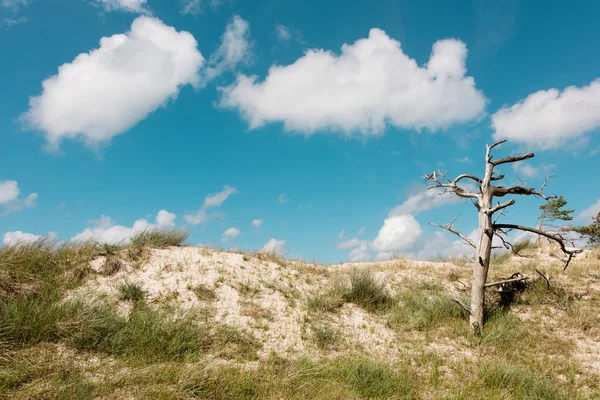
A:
184,185,238,225
577,199,600,222
348,240,370,262
220,29,486,136
492,79,600,150
336,237,362,249
389,185,464,216
371,215,422,252
221,227,240,242
94,0,148,13
0,180,38,216
21,16,204,151
251,219,263,228
71,210,178,244
260,238,286,255
3,230,57,246
155,209,176,227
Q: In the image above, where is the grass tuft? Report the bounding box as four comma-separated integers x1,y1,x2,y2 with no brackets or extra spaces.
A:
130,229,189,249
117,281,146,303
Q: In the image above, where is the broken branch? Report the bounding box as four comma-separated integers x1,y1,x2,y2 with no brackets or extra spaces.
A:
429,216,476,249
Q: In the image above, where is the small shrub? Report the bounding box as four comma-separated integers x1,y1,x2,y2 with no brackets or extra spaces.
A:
237,281,261,297
101,257,123,276
343,269,393,311
192,284,217,301
130,229,189,249
513,239,537,254
312,323,341,350
117,281,146,302
306,291,345,313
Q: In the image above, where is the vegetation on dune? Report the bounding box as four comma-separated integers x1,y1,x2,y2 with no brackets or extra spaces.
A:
0,235,598,399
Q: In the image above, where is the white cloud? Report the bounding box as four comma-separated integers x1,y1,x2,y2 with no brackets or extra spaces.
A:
357,226,366,235
577,199,600,222
0,180,38,216
94,0,148,13
181,0,223,15
21,16,204,151
181,0,201,14
337,229,345,240
453,156,472,163
371,215,422,252
389,186,464,216
1,0,28,10
511,162,555,179
203,185,238,209
348,241,370,262
512,162,539,178
203,15,251,84
3,231,57,246
220,29,486,136
492,79,600,150
336,237,361,249
274,24,291,41
222,227,240,242
260,238,286,255
277,193,290,204
0,16,28,29
374,252,394,261
251,218,263,228
70,210,177,244
0,180,19,204
184,185,238,226
155,209,176,227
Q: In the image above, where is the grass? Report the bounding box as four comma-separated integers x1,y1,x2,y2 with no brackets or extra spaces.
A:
0,240,598,398
117,281,147,302
312,323,342,350
130,229,189,249
307,269,393,313
389,290,468,331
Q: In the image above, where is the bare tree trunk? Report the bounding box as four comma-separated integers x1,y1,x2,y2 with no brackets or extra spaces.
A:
469,149,495,334
470,208,493,333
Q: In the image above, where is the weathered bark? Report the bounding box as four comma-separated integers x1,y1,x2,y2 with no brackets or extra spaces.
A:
469,145,495,333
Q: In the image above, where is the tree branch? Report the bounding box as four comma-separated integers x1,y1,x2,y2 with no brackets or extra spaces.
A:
484,276,529,288
487,199,516,215
491,153,535,166
493,175,557,200
424,171,481,200
429,216,476,249
492,223,582,269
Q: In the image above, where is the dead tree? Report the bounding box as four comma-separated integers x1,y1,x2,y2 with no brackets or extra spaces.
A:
424,140,581,334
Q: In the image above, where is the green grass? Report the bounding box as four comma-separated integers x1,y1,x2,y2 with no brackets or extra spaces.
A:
130,229,189,248
117,281,147,302
389,289,468,332
312,323,342,350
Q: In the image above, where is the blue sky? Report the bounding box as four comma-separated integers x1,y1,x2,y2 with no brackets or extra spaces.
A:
1,0,599,263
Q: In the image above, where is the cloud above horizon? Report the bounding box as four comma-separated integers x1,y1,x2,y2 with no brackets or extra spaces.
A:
260,238,286,255
70,210,178,244
21,16,204,151
492,78,600,150
0,180,38,216
184,185,238,225
94,0,149,13
220,29,486,137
